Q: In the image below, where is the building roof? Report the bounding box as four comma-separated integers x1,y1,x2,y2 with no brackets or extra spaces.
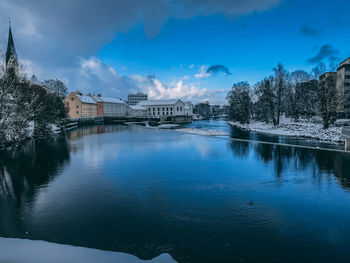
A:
128,92,147,97
138,99,182,106
88,95,126,104
98,96,126,104
129,105,146,110
76,93,96,104
6,25,18,67
29,74,41,85
338,57,350,70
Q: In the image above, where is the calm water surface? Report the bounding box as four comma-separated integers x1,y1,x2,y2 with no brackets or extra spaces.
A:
1,122,350,263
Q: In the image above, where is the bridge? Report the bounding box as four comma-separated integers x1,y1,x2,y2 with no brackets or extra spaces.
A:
342,126,350,151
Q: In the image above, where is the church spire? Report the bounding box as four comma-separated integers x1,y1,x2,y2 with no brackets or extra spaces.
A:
6,18,18,69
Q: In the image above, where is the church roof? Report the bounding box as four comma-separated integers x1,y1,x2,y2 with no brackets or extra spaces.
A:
6,25,18,67
30,74,41,85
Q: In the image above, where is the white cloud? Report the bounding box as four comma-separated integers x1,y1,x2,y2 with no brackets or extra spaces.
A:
131,74,226,104
20,56,228,104
195,65,211,78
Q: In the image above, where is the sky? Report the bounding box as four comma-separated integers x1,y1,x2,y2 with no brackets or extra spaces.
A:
0,0,350,105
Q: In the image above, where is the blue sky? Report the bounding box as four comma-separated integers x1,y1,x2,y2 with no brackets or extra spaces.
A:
2,0,350,104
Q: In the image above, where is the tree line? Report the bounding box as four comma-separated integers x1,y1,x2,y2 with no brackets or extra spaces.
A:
226,63,341,129
0,59,67,147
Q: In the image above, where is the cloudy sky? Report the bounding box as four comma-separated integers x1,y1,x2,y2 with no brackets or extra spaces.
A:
0,0,350,104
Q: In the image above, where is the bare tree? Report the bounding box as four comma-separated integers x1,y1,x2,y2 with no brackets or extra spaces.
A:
254,77,276,125
227,82,251,124
273,63,288,125
317,75,337,128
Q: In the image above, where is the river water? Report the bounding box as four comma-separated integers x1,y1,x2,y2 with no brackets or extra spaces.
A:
1,121,350,262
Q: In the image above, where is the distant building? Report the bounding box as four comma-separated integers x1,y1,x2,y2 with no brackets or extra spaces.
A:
64,92,97,119
128,93,148,105
184,101,193,116
336,58,350,116
89,95,128,117
138,99,187,120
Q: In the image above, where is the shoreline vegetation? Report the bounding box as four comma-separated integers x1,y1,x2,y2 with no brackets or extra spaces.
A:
0,64,67,148
226,63,349,145
228,117,344,143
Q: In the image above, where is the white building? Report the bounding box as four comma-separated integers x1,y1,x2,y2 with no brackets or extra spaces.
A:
138,99,186,119
127,105,148,118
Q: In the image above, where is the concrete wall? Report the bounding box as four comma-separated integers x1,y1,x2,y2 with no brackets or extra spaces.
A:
81,103,97,118
104,102,127,117
337,67,345,113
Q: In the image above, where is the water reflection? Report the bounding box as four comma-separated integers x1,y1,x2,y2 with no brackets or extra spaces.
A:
0,124,350,263
0,136,70,236
229,139,350,189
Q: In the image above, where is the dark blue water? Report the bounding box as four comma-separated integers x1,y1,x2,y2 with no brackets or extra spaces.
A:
1,123,350,263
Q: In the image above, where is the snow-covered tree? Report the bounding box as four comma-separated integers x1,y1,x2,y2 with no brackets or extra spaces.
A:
0,54,66,146
254,77,276,125
43,79,67,100
273,63,289,125
227,82,251,124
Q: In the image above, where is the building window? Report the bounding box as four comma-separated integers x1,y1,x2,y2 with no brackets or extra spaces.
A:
71,97,74,101
76,111,79,114
66,102,69,106
76,105,79,109
177,107,179,111
180,107,182,111
166,107,168,111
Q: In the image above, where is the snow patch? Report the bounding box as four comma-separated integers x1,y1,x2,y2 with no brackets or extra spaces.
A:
175,128,229,136
0,237,177,263
228,117,344,143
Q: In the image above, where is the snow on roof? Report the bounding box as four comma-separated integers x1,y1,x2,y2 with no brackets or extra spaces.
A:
129,105,146,110
29,74,41,85
76,94,96,104
98,96,126,104
138,99,182,106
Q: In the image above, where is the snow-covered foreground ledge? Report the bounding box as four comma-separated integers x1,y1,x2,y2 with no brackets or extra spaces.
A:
0,238,176,263
174,128,229,136
228,118,344,143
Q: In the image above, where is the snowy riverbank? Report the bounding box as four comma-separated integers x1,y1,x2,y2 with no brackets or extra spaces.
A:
0,238,176,263
174,128,229,136
228,118,344,143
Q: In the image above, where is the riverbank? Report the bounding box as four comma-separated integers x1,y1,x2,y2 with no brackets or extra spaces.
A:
228,118,344,143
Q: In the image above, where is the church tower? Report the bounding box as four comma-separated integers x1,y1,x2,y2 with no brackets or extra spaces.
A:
5,20,18,72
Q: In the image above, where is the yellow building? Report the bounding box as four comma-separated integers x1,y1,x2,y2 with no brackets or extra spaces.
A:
64,92,97,119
